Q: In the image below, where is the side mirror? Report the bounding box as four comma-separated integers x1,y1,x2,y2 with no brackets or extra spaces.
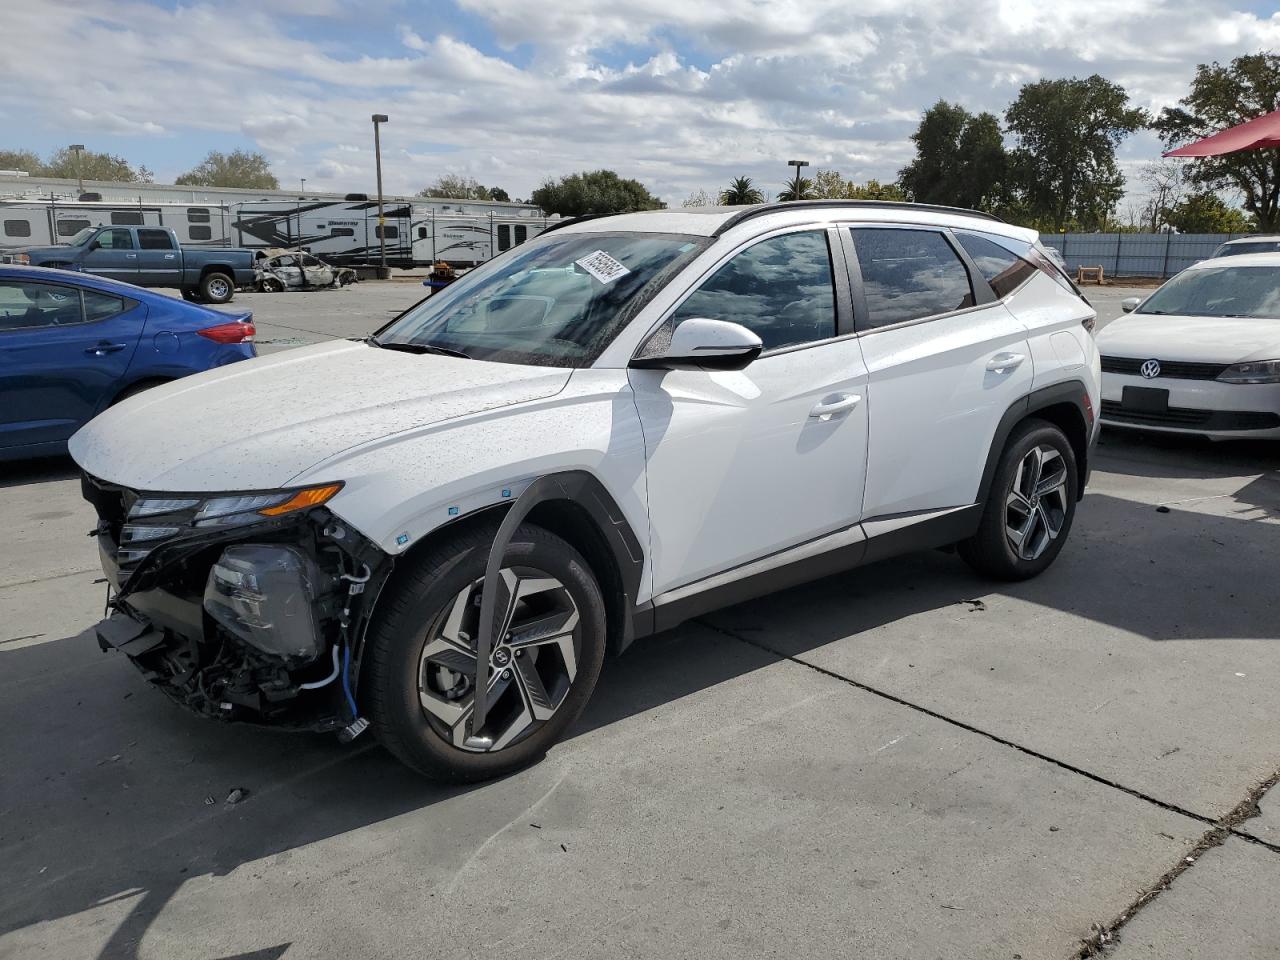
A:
88,240,101,251
1121,296,1141,313
631,318,764,371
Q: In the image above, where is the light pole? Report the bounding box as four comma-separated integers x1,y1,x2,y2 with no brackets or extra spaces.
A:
787,159,809,201
371,113,389,272
300,177,306,196
69,144,85,195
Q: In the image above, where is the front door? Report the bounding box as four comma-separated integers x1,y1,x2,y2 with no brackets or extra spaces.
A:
848,225,1034,519
80,228,138,283
0,278,143,450
629,228,870,598
136,229,182,286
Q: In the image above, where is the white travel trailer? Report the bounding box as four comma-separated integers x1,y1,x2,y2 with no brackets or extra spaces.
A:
0,198,233,252
411,210,549,266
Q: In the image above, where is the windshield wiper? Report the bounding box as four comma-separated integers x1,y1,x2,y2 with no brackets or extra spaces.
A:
369,337,471,360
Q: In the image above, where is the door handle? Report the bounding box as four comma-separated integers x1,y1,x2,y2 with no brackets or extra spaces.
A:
986,352,1025,373
809,393,861,420
86,342,128,356
125,253,138,259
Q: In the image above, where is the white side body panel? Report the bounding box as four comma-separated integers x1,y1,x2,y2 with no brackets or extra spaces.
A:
1013,271,1101,400
858,303,1034,518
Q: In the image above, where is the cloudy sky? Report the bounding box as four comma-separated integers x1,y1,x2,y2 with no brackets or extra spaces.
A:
4,0,1279,207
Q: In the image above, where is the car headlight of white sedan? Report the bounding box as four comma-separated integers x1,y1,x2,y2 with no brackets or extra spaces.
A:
1218,360,1280,384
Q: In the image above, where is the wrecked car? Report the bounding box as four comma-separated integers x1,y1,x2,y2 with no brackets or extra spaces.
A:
256,250,357,292
70,202,1099,782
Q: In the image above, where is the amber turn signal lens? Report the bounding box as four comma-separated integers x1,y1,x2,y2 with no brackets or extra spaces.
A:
258,483,343,516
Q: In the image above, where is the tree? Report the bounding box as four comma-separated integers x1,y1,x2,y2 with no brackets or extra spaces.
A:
44,147,153,183
417,174,503,201
0,149,43,175
682,188,714,207
1136,161,1187,232
175,149,276,189
1155,53,1280,231
1005,75,1146,231
488,187,511,203
720,176,765,205
776,177,812,202
898,101,1007,211
530,170,664,216
811,170,907,201
1163,191,1254,233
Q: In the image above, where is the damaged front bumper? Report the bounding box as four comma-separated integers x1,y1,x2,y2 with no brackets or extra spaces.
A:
83,474,392,734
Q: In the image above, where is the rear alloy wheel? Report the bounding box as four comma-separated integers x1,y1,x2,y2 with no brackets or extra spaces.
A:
959,419,1078,581
365,523,606,781
200,272,234,304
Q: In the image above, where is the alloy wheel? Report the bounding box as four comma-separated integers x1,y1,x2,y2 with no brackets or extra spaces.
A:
1004,444,1069,561
417,568,579,752
207,277,231,300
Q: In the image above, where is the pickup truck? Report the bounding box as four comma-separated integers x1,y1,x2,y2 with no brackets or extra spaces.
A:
3,225,257,303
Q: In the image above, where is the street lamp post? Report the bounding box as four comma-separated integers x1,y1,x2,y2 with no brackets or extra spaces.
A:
300,177,306,196
787,159,809,201
371,114,389,272
69,144,85,196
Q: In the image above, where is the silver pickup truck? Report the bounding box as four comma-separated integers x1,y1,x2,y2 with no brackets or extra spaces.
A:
3,225,257,303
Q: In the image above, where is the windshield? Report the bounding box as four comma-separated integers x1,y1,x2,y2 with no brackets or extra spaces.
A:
375,231,706,366
1213,241,1280,258
1138,265,1280,319
65,228,97,246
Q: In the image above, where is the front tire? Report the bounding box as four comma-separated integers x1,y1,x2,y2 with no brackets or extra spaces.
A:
959,419,1078,581
364,523,607,781
200,271,234,304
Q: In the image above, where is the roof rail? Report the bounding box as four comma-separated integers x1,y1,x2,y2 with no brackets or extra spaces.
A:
711,199,1003,237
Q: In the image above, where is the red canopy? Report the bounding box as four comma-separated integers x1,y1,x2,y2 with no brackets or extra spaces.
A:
1164,108,1280,157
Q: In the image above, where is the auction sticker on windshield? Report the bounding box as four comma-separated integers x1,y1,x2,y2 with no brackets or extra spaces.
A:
575,250,630,284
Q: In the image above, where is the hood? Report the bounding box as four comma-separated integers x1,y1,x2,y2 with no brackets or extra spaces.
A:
9,244,75,260
1096,313,1280,364
69,340,571,491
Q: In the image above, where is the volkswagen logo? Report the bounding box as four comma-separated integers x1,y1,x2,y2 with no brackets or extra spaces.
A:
1140,359,1161,379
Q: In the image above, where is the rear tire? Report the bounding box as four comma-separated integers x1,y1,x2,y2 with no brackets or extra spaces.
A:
959,419,1078,581
364,523,607,782
200,272,234,304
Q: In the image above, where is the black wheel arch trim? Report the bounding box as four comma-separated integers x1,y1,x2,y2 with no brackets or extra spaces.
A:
977,380,1092,506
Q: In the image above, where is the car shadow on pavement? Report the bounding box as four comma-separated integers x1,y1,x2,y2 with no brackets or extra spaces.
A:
0,454,79,489
2,445,1277,958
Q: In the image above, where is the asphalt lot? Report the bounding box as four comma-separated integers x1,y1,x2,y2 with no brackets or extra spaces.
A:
2,281,1279,959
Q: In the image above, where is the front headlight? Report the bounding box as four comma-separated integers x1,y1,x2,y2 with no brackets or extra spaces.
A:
14,253,30,265
1218,360,1280,384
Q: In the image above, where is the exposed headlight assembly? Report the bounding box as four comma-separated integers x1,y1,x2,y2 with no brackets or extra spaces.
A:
204,545,332,662
1218,360,1280,384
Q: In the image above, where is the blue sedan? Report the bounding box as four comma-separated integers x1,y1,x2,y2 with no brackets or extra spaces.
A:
0,265,256,461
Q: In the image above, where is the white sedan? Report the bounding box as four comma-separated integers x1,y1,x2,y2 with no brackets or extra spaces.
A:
1097,253,1280,439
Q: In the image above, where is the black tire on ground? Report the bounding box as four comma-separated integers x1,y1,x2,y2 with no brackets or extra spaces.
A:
199,271,235,304
261,277,285,293
180,287,200,302
958,418,1079,581
363,522,607,782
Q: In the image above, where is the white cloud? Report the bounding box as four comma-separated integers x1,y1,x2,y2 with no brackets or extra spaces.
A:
4,0,1279,208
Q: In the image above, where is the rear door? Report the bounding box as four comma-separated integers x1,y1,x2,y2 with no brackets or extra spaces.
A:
80,228,139,283
136,228,182,286
0,278,143,449
849,225,1033,519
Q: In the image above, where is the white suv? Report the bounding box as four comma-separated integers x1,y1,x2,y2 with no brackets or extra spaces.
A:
72,202,1100,781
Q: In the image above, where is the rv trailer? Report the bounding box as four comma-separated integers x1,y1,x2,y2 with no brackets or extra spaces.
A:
0,198,233,253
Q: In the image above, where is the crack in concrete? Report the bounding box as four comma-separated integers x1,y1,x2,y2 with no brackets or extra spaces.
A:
1076,770,1280,957
697,618,1280,954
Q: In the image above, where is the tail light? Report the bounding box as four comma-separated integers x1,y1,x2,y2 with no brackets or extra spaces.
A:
198,320,255,343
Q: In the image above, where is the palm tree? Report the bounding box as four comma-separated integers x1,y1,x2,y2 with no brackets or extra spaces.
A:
776,177,813,202
719,176,765,206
